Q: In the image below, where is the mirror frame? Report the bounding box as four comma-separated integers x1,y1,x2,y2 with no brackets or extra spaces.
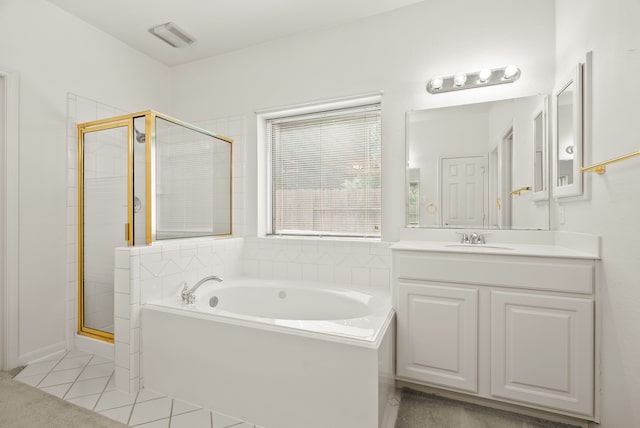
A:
531,95,549,202
552,63,584,199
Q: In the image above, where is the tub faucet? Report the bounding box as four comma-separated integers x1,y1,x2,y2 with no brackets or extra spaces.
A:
181,275,223,304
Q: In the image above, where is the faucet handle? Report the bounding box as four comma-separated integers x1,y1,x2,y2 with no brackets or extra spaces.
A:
469,232,487,244
455,232,469,243
179,281,189,302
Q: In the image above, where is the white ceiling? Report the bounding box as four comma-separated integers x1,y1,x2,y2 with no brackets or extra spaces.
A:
47,0,423,66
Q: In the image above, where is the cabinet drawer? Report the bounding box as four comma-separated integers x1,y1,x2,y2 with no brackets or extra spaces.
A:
394,252,593,294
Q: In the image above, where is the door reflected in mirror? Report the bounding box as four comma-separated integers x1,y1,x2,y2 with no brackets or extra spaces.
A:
406,94,550,230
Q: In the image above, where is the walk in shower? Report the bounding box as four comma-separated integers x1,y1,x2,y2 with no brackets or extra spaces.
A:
77,111,233,342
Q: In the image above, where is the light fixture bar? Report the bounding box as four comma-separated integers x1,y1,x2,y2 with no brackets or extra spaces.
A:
426,66,521,94
148,22,195,48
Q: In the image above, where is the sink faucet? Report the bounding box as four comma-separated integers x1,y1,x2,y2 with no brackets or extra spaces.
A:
469,232,486,244
181,275,223,304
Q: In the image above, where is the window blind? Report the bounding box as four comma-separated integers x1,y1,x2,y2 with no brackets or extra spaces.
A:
268,104,381,238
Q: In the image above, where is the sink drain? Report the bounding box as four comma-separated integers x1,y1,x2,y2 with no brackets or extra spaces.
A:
209,296,219,308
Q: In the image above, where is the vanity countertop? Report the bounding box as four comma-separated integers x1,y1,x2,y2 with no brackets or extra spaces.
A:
390,240,599,260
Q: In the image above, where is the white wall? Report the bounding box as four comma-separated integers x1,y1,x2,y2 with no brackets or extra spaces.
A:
0,0,170,363
554,0,640,426
168,0,556,242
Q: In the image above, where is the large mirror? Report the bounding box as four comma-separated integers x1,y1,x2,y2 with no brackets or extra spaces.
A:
406,95,549,230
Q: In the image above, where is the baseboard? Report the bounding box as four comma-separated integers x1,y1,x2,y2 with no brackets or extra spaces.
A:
18,341,67,366
74,334,114,360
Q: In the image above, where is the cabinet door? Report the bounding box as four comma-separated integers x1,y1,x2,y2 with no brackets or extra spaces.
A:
397,282,478,392
491,291,593,416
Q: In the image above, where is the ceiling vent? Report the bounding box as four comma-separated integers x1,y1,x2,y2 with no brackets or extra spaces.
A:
148,22,195,48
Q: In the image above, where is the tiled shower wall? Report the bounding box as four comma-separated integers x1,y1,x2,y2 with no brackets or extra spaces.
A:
66,95,247,353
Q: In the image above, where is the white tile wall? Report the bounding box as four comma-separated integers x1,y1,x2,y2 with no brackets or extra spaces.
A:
243,237,393,291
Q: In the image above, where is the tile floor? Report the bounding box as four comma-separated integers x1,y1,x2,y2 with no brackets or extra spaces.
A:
14,350,262,428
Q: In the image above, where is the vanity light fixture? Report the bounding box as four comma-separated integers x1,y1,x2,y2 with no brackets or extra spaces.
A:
148,22,196,48
478,68,492,83
453,73,467,87
426,65,521,94
429,76,444,91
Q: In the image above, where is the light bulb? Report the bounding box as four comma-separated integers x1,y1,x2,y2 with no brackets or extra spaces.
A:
453,73,467,87
478,68,492,83
429,76,444,91
503,65,519,80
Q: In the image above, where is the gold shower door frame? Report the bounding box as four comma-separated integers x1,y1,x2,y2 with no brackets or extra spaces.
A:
77,115,137,343
77,111,234,343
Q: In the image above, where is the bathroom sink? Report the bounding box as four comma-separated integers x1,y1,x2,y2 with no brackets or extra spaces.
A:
444,244,514,251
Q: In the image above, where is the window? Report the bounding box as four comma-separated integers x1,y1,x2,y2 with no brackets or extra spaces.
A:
268,103,381,238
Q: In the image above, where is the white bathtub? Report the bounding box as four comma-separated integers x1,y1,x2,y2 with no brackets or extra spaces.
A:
141,278,395,428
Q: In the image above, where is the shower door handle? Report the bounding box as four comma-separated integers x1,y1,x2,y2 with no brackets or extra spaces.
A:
125,223,130,241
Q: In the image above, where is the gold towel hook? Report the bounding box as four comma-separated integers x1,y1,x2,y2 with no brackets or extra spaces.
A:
511,186,532,196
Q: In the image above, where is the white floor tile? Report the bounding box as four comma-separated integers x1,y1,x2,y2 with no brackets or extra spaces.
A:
213,412,249,428
99,404,133,424
95,389,138,412
65,350,93,359
40,383,73,398
170,409,211,428
171,398,202,416
129,396,172,426
104,374,116,392
136,388,166,403
133,418,170,427
14,373,47,387
88,355,114,366
39,368,82,387
20,351,260,428
53,354,92,372
14,360,58,378
78,362,114,381
66,393,101,410
65,376,110,399
33,352,66,364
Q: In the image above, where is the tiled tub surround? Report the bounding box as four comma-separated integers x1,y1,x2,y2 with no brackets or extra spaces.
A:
113,237,245,393
114,236,393,394
243,237,393,290
142,284,395,428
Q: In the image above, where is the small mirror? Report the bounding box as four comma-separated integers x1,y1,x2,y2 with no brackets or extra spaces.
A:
531,96,549,201
553,63,583,198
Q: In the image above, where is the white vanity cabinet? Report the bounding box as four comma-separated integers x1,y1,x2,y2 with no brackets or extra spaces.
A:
397,281,478,393
393,245,597,419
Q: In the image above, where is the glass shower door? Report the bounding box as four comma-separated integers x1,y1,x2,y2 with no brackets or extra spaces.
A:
79,120,132,341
